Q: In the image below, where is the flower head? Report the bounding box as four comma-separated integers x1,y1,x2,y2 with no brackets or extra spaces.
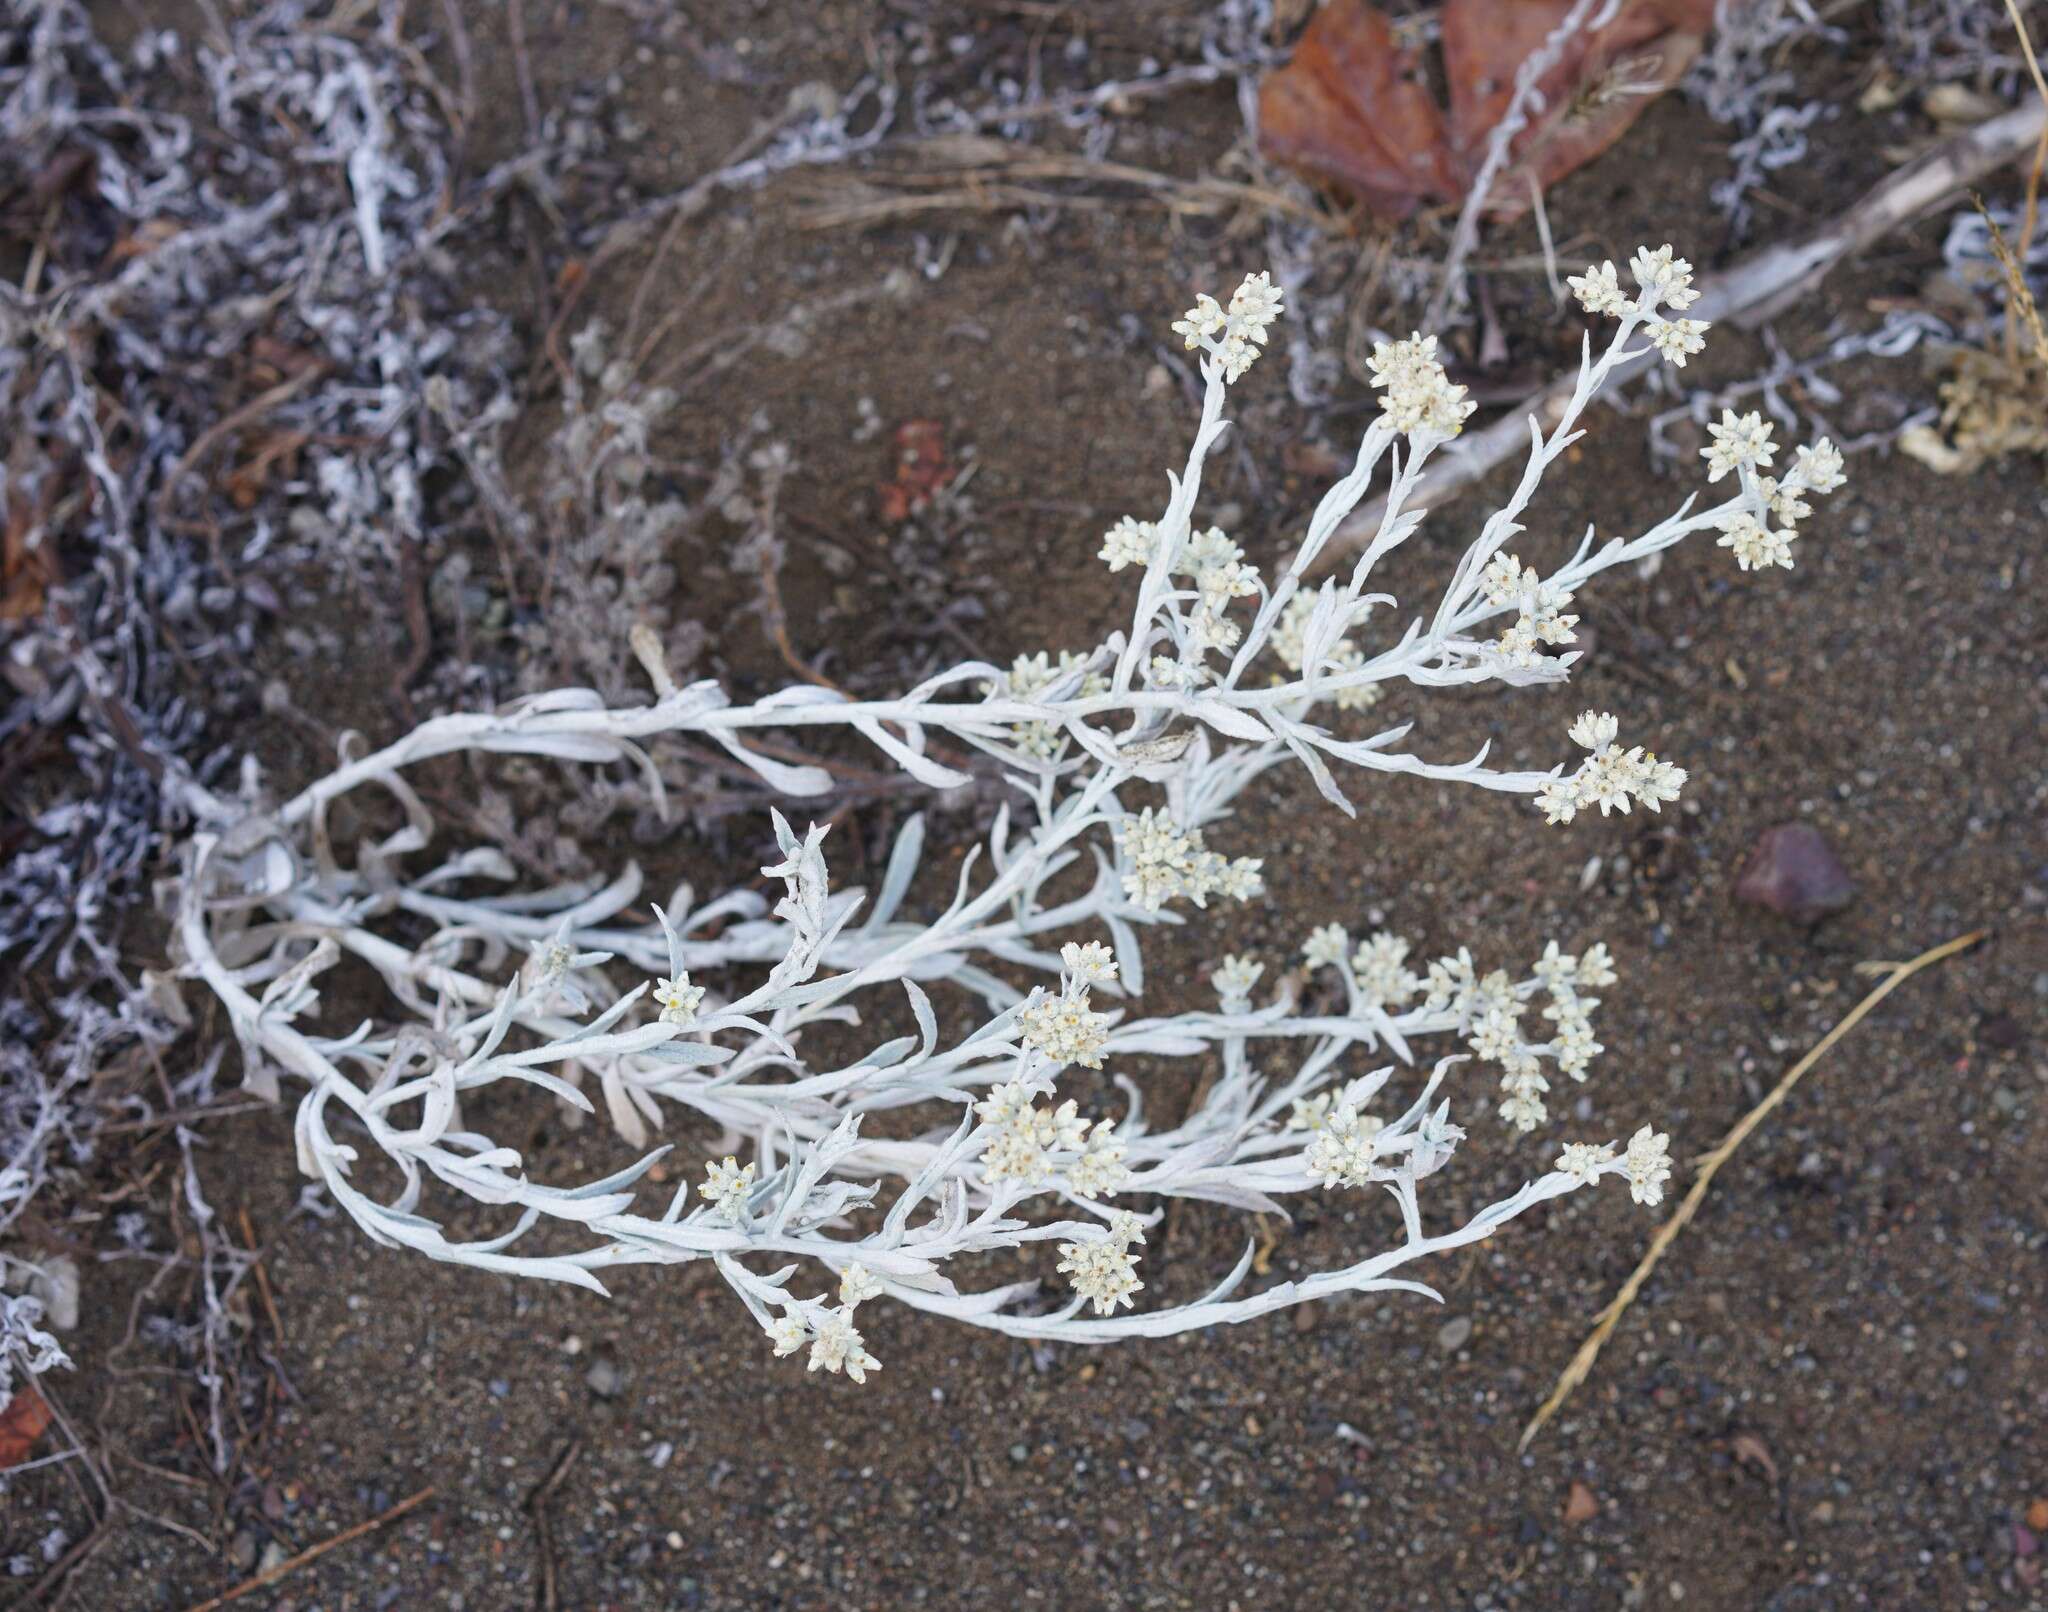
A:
1170,293,1225,350
807,1308,881,1382
1067,1120,1131,1200
1702,409,1777,483
986,650,1107,759
1791,438,1846,494
1290,1093,1333,1132
1018,984,1111,1069
1481,552,1578,666
1099,516,1156,572
1302,923,1351,970
1115,808,1262,913
1621,1126,1673,1206
1367,333,1475,438
1630,244,1698,311
1423,948,1515,1023
1304,1103,1385,1189
1575,942,1618,989
1569,710,1619,751
1229,271,1285,336
700,1156,755,1220
1351,931,1419,1010
1499,1086,1549,1131
1173,272,1285,384
977,1078,1099,1185
838,1262,883,1306
1647,317,1708,367
1756,476,1812,529
654,972,705,1026
1540,713,1685,824
1057,1234,1144,1315
1554,1140,1615,1185
1715,510,1794,572
1213,953,1264,1011
1060,940,1118,984
1568,260,1634,318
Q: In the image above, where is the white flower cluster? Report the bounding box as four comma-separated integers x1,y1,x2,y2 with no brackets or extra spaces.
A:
1298,928,1616,1132
1568,244,1709,367
1212,952,1264,1011
1304,1103,1387,1189
700,1156,756,1220
768,1262,885,1383
175,243,1816,1382
1569,247,1846,576
1486,940,1615,1130
1268,593,1379,710
976,1078,1090,1184
1016,974,1113,1070
1351,931,1420,1009
1057,1210,1147,1316
1482,553,1579,668
653,971,704,1025
1535,711,1687,827
1172,271,1285,383
1114,806,1263,913
978,944,1130,1195
1701,407,1775,483
1708,421,1847,573
986,650,1108,758
1099,521,1265,687
1554,1126,1672,1206
1365,333,1476,438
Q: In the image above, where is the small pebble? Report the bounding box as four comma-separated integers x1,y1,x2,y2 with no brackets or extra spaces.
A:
1734,822,1854,924
1979,1012,2024,1051
1436,1316,1473,1352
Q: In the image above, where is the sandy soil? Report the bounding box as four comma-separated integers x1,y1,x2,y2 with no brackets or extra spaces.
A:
15,3,2047,1609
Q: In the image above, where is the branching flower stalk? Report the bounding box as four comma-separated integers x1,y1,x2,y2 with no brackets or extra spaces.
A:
171,244,1842,1379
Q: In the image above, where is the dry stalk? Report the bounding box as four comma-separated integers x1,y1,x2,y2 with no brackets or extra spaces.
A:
789,139,1327,231
1519,928,1988,1453
178,1486,436,1612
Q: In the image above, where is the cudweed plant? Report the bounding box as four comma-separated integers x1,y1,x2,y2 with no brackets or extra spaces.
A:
173,245,1840,1381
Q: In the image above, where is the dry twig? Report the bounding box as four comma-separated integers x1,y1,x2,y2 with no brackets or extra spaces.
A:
1998,0,2048,368
525,1438,583,1612
790,138,1326,231
1519,928,1988,1453
178,1485,436,1612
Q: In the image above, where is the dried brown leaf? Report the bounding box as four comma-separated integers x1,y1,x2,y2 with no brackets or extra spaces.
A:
1442,0,1715,219
1257,0,1461,218
0,1387,53,1471
1260,0,1715,220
